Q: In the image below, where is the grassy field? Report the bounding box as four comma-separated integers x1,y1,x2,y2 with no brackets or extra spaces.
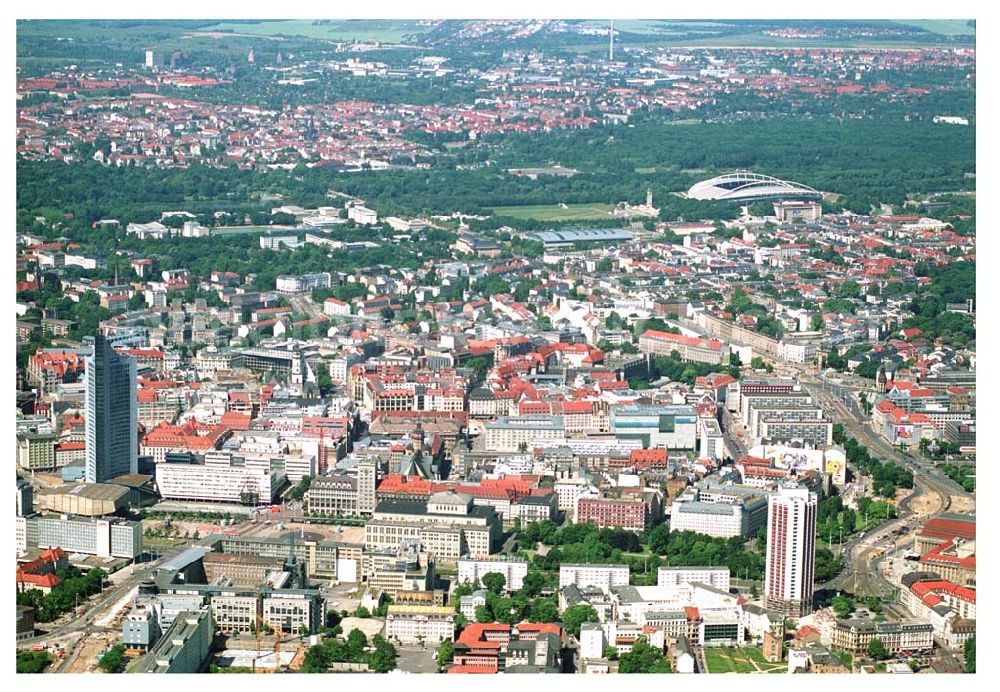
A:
575,19,736,35
584,18,975,41
490,203,615,221
704,647,785,674
18,20,281,64
893,19,975,36
201,20,431,43
142,536,188,548
561,30,970,51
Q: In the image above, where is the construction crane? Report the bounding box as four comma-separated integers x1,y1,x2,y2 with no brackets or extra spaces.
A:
273,623,284,673
253,586,262,673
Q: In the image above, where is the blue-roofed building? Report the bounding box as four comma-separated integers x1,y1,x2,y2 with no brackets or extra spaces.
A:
610,404,698,450
61,460,86,482
159,545,210,570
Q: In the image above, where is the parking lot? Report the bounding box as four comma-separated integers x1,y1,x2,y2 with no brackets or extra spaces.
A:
321,582,365,615
395,644,439,674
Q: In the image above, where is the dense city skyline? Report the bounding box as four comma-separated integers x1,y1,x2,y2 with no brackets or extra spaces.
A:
14,17,976,677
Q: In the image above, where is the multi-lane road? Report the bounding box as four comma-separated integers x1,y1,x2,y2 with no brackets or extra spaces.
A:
20,544,189,650
819,509,922,598
801,372,970,510
719,367,969,516
729,364,975,603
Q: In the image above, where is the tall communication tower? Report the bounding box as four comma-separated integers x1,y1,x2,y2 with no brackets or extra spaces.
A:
609,20,615,61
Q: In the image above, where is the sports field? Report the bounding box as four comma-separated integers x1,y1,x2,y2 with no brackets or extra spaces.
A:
490,203,614,221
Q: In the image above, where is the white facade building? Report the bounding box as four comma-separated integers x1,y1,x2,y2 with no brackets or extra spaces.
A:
262,593,315,633
210,594,258,634
384,605,454,644
579,622,606,659
260,235,301,250
559,564,630,591
25,515,142,559
323,298,351,316
669,501,746,539
657,567,731,592
764,485,817,618
348,206,378,225
155,460,283,506
457,556,528,592
275,273,331,295
484,416,566,452
777,341,816,364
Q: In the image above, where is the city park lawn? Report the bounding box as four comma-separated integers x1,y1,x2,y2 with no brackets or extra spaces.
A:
704,647,785,674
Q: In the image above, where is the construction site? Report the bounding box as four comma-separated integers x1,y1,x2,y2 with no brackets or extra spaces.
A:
211,622,307,673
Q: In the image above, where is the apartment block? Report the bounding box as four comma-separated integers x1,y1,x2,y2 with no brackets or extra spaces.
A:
559,564,630,591
638,329,725,365
385,605,454,644
484,416,566,452
657,567,731,592
458,556,528,592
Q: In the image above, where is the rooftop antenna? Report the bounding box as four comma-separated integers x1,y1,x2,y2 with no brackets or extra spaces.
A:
609,20,614,62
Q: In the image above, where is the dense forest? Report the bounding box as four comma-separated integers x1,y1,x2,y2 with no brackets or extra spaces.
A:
904,261,976,348
464,115,976,213
16,114,975,229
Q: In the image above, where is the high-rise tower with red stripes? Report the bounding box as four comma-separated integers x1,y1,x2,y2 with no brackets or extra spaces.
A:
764,484,817,618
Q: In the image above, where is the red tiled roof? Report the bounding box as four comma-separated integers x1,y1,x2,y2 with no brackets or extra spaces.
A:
16,572,61,588
447,665,497,674
630,448,668,470
641,329,724,351
220,411,252,430
796,625,819,639
708,374,737,388
920,538,976,571
561,401,594,415
919,518,975,542
910,579,976,605
515,622,562,636
456,622,510,648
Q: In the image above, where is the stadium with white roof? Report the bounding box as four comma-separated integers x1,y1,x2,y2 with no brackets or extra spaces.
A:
687,172,822,202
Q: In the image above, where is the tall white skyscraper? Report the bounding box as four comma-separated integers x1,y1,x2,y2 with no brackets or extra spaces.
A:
764,484,817,618
85,335,138,483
